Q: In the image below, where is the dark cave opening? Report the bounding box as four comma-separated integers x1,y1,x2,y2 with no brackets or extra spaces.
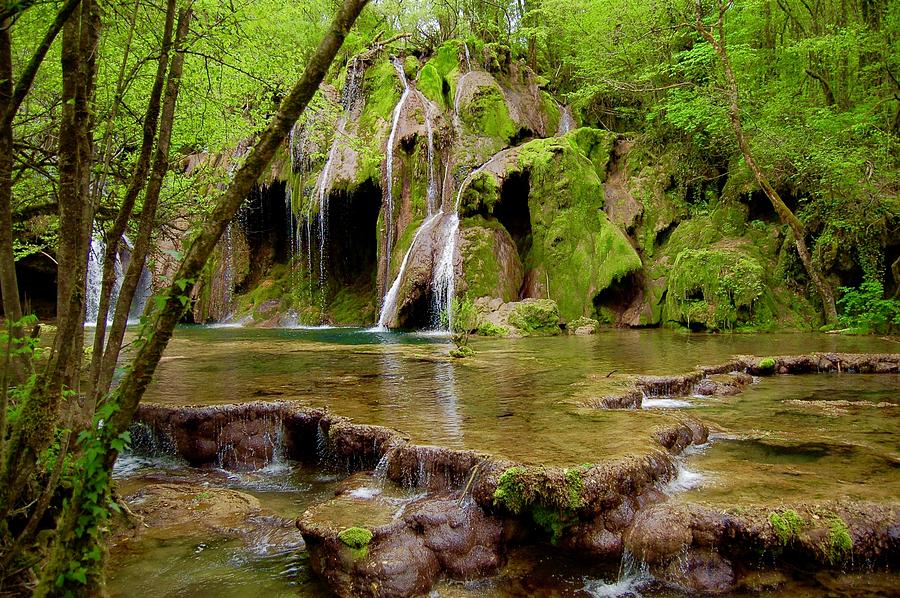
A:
5,256,57,320
235,181,291,293
745,190,779,223
324,180,382,287
494,170,533,260
593,271,642,316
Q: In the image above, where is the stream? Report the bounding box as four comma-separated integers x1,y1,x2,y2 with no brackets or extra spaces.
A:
107,327,899,596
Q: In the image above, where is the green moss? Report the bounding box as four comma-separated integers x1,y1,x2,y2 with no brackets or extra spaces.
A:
769,509,804,545
459,216,521,301
402,55,419,79
530,504,577,545
476,321,508,336
499,132,641,320
665,247,768,331
459,81,518,142
507,299,560,335
459,171,501,215
493,466,528,514
337,526,373,558
541,91,562,135
824,515,853,564
567,316,599,333
759,357,776,372
416,63,445,109
564,467,584,509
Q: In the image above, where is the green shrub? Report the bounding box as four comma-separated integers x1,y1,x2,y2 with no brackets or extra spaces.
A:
837,280,900,333
477,321,508,336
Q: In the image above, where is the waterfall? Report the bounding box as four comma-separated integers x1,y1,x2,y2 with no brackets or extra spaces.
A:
85,235,122,325
430,163,490,330
558,103,575,135
376,46,488,330
375,86,441,328
382,57,413,287
421,93,438,214
376,212,443,328
85,233,152,325
376,162,491,330
304,59,366,314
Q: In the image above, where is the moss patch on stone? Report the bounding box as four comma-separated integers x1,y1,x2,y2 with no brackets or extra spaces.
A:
824,515,853,564
769,509,804,545
759,357,777,372
338,526,373,549
493,466,528,514
450,345,476,359
459,80,518,143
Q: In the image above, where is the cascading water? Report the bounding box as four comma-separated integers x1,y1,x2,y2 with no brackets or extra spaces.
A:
85,233,153,325
557,103,575,135
377,44,487,330
303,59,366,315
430,163,490,330
381,57,413,288
85,235,123,325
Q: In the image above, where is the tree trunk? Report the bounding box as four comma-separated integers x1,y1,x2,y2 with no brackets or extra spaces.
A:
0,0,100,526
695,3,838,323
87,0,177,402
37,1,370,593
0,21,27,383
97,5,189,398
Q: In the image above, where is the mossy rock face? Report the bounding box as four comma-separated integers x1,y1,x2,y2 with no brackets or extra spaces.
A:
454,129,640,321
507,299,561,335
665,247,769,331
514,132,641,320
458,76,519,143
459,216,523,302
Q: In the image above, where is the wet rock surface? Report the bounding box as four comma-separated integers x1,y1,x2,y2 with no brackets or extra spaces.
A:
297,486,505,597
625,501,900,592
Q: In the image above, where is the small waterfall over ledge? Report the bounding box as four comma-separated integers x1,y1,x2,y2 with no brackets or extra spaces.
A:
85,233,152,325
377,44,483,330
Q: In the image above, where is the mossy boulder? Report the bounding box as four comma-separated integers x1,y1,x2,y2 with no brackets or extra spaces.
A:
665,247,769,331
457,129,642,321
567,316,600,335
507,299,561,335
459,216,523,302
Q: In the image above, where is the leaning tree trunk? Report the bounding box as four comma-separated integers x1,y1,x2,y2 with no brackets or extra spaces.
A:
695,2,838,323
36,1,370,594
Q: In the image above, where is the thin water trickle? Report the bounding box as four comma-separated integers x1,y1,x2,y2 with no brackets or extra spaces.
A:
557,103,575,135
381,57,413,290
304,59,367,316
